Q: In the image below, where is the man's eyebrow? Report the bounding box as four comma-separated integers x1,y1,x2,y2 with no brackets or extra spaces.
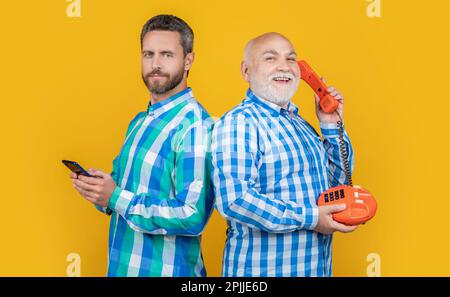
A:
262,50,279,56
262,50,296,56
141,50,175,54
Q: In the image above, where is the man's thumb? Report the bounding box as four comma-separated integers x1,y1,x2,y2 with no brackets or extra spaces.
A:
88,168,103,178
314,94,320,105
327,203,346,214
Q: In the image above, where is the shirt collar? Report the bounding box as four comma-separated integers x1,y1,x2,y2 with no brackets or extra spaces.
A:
245,88,299,117
147,87,193,117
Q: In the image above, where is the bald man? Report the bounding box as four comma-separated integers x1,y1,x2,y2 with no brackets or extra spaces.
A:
211,32,356,276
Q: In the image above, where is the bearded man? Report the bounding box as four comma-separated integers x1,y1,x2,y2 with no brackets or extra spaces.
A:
70,14,214,277
211,32,356,276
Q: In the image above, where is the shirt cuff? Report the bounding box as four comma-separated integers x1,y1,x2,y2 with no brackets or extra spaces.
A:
95,205,113,216
297,205,319,231
108,186,134,217
306,205,319,230
320,122,341,138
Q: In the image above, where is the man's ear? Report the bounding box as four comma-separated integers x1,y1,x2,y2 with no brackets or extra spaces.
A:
184,52,195,71
241,61,250,82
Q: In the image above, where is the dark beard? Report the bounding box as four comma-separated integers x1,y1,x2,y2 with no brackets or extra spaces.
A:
142,68,185,95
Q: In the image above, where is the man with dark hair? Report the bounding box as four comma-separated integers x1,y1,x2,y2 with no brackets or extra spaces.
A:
70,14,214,277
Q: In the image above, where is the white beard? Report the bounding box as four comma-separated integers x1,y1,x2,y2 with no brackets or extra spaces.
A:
250,72,299,107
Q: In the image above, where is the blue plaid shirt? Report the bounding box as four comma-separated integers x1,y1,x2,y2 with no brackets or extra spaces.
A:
211,89,354,276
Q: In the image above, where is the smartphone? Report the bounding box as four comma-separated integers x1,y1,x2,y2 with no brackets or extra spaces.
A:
62,160,92,177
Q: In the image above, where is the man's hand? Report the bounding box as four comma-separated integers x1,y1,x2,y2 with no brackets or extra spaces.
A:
314,78,344,124
314,204,358,235
70,168,116,208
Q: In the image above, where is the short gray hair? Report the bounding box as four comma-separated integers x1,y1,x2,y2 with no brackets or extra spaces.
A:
140,14,194,56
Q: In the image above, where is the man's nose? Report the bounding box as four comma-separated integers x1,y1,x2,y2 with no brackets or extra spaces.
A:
275,60,290,72
151,55,162,70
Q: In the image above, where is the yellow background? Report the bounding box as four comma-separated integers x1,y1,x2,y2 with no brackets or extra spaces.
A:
0,0,448,276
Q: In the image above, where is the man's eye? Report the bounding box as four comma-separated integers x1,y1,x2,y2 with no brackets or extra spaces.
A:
288,58,296,62
265,57,274,61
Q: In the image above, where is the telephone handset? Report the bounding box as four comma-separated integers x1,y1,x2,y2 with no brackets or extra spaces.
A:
298,60,377,226
298,60,339,113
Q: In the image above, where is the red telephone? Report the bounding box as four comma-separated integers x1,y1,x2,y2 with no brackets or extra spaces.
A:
298,60,377,226
316,185,377,226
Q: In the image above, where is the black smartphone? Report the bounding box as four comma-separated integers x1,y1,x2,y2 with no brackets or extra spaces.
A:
62,160,92,177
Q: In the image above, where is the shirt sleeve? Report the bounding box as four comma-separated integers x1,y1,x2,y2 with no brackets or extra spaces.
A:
320,122,355,187
95,112,146,216
107,120,214,236
212,114,319,233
